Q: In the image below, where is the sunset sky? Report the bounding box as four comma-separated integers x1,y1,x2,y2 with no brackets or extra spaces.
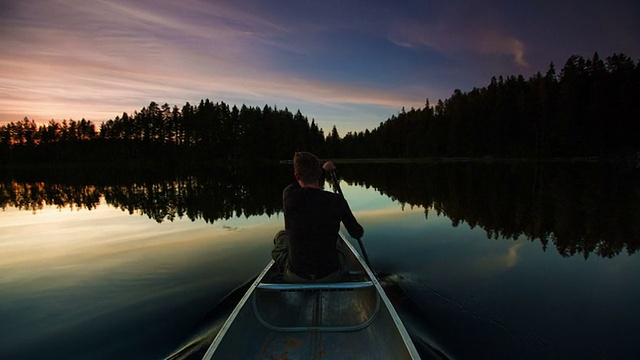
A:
1,0,639,133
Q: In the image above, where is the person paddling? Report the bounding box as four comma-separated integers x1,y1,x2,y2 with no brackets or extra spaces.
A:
272,151,364,282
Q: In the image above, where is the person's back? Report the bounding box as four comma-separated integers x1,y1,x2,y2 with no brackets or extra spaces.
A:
272,152,363,282
284,182,361,279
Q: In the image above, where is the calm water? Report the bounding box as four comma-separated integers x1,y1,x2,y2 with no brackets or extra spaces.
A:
1,162,639,359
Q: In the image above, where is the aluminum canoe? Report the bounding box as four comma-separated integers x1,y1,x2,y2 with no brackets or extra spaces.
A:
201,234,421,359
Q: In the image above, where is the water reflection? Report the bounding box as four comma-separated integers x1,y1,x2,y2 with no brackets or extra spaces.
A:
0,201,277,360
1,165,290,223
339,162,640,258
2,162,638,258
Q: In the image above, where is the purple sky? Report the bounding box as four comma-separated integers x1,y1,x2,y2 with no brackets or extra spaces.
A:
1,0,639,133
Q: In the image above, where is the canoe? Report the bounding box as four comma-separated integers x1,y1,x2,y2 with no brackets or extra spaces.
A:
201,233,421,359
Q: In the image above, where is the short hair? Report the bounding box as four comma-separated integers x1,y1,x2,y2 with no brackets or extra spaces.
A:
294,151,321,184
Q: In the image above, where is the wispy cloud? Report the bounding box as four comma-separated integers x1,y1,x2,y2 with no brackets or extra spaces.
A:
0,0,423,126
1,0,638,131
386,3,530,70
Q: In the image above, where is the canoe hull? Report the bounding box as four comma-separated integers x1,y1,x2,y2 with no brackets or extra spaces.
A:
202,235,420,359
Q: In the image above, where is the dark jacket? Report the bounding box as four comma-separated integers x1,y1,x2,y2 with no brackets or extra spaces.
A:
283,183,364,279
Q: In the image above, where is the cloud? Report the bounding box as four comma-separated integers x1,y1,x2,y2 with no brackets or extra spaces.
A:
0,0,429,126
478,31,528,67
386,3,530,70
1,0,638,130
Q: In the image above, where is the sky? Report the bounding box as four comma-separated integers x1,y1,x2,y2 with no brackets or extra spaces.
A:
1,0,639,133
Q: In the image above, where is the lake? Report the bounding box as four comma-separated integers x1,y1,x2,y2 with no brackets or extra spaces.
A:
1,162,639,359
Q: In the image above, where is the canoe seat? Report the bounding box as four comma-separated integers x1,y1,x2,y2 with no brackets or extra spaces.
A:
256,280,374,292
261,270,369,285
252,280,380,332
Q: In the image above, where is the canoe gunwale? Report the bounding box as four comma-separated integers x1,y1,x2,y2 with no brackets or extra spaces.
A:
200,260,275,360
340,235,421,359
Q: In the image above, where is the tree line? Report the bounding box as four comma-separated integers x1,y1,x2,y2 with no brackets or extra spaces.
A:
339,52,640,159
1,52,638,164
0,102,327,165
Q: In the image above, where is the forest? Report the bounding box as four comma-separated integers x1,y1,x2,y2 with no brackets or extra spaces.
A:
1,52,638,165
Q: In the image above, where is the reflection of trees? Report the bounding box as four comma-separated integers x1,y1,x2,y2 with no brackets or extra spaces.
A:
3,163,638,258
1,165,290,224
339,162,640,259
103,172,286,223
0,182,102,213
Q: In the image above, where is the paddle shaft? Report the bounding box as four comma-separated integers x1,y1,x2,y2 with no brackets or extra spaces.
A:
329,171,374,270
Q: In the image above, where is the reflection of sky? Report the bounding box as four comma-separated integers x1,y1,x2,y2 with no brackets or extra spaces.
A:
344,183,640,357
337,182,400,212
0,202,283,282
346,184,640,358
0,199,282,357
2,182,640,358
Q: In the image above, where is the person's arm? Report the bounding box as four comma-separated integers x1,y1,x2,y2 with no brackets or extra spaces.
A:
324,161,363,238
341,198,364,239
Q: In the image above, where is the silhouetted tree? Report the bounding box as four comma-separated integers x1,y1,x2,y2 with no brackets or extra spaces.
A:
2,52,638,165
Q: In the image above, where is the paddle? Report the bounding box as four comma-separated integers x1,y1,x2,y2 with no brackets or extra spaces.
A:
328,170,374,271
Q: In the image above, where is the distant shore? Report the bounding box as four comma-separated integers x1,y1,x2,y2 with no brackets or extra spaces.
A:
280,156,636,165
